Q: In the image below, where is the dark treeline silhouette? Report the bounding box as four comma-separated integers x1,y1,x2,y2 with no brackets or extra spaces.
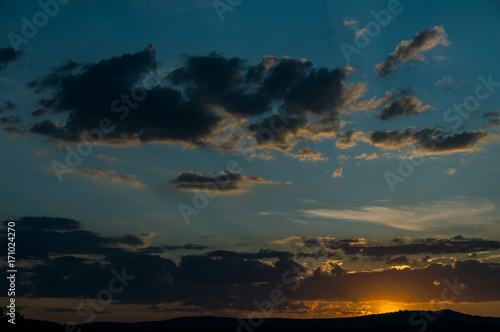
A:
4,309,500,332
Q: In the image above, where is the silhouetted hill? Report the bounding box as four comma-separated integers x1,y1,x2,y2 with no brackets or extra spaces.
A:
20,310,500,332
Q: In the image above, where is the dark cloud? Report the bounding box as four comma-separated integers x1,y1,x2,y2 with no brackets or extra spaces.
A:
13,251,500,307
335,129,363,149
378,96,431,120
284,66,357,115
385,255,409,265
416,130,489,155
167,170,276,193
0,100,16,113
0,216,151,260
338,237,500,258
19,48,363,153
31,108,52,117
376,26,449,77
397,87,417,96
483,110,500,118
487,118,500,128
3,220,500,310
363,127,435,149
289,260,500,303
362,127,489,155
138,244,208,253
484,110,500,128
25,45,224,147
43,308,78,313
171,54,359,150
0,114,24,135
168,52,270,118
2,216,83,230
0,47,21,72
0,115,22,126
206,249,294,260
247,114,309,151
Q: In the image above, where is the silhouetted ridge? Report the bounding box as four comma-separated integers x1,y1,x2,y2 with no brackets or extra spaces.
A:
20,310,500,331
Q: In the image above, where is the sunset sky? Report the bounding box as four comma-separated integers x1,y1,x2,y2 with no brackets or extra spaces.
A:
1,0,500,324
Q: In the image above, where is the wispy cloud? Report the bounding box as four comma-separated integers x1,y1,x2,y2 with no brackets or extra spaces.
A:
85,167,144,187
303,198,495,230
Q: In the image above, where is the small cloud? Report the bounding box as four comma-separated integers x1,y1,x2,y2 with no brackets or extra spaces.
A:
433,54,447,60
483,110,500,118
0,100,17,113
435,75,462,90
342,19,358,28
446,168,456,175
292,147,327,162
269,236,302,245
397,87,417,96
290,219,308,225
355,153,378,160
36,144,68,155
332,167,343,178
0,47,22,72
435,75,453,86
299,198,320,204
354,28,366,38
85,167,144,187
94,154,119,162
31,108,52,117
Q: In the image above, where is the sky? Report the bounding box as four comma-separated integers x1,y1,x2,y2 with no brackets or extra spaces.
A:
1,0,500,325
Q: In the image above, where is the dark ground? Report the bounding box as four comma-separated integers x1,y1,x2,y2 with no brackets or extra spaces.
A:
3,309,500,331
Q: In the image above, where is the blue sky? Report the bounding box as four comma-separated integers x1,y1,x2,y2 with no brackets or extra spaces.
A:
1,0,500,323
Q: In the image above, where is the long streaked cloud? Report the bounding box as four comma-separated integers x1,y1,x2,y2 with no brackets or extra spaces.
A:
85,167,144,187
206,249,294,260
303,198,495,231
361,128,490,155
339,236,500,259
167,170,277,193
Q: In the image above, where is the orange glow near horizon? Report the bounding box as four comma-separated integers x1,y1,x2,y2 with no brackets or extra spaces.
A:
372,301,406,314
